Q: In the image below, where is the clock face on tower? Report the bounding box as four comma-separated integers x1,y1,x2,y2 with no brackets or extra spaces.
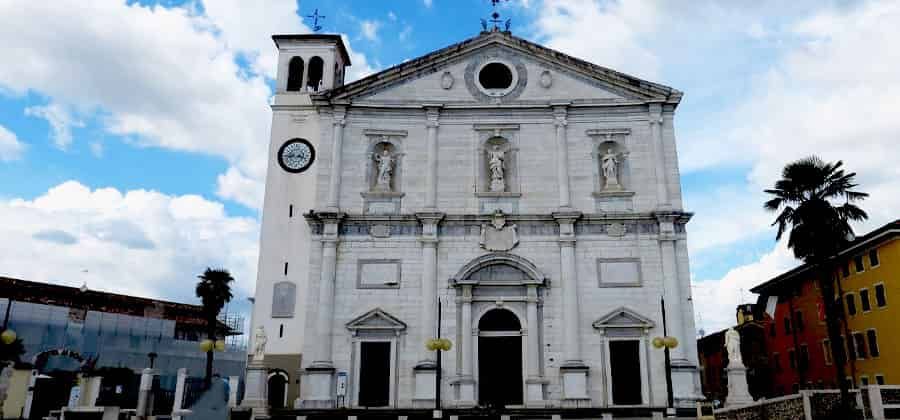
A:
277,138,315,173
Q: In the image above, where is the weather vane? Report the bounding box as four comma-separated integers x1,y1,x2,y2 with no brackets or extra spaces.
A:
306,8,325,32
481,0,511,33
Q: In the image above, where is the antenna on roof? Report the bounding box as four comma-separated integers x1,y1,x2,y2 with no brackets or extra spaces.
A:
306,8,326,32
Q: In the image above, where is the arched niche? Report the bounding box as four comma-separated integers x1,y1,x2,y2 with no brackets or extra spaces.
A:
593,140,631,191
478,308,523,331
267,369,290,409
360,129,407,215
307,56,324,91
287,57,304,92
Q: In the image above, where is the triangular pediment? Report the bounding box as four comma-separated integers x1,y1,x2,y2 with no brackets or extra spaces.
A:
592,307,655,329
346,308,407,332
324,31,680,105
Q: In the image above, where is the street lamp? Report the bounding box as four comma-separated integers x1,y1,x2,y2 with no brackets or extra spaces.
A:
425,297,452,418
1,299,15,346
655,296,679,418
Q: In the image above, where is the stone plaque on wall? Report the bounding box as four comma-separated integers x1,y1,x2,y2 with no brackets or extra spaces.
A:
358,259,401,288
597,258,642,287
271,281,296,318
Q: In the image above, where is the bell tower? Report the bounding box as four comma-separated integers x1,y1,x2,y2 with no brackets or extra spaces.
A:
273,34,351,94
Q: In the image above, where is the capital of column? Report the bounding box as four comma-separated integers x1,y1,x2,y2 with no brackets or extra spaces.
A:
308,211,346,241
333,105,347,126
655,212,679,242
648,102,663,125
424,103,443,121
552,210,581,242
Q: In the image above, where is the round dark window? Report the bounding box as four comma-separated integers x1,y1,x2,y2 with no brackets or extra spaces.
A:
478,62,513,90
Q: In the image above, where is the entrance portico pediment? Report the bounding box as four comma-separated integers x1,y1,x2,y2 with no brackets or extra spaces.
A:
592,307,655,335
345,308,407,335
450,252,546,287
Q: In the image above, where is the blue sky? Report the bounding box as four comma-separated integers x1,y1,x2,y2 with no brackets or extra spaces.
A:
1,0,898,333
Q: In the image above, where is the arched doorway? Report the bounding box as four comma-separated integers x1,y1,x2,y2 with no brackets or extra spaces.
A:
267,371,288,409
478,308,523,407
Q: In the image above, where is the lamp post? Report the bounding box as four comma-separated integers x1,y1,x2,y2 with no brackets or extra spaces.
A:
1,299,15,346
654,296,679,418
425,298,452,418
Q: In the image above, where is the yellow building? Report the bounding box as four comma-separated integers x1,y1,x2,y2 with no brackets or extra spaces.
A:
835,220,900,387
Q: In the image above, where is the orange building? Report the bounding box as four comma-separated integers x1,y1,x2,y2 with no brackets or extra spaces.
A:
750,220,899,395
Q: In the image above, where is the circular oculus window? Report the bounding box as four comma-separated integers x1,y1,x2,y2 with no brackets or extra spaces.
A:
475,61,518,97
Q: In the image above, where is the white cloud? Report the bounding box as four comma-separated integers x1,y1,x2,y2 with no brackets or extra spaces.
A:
24,103,82,149
0,181,259,302
423,0,433,8
0,124,25,161
360,20,381,42
0,0,376,210
216,166,265,210
692,243,796,333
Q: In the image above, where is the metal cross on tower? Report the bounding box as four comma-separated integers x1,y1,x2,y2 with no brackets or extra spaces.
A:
306,8,325,32
481,0,511,32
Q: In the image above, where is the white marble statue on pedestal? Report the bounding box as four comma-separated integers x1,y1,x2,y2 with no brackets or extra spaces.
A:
488,145,506,192
724,327,753,407
253,326,267,362
373,149,395,192
601,148,622,190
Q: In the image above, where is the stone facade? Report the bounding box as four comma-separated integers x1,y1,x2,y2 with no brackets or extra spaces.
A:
248,30,702,412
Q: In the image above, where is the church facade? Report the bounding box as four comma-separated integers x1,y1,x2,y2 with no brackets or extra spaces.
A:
247,29,702,414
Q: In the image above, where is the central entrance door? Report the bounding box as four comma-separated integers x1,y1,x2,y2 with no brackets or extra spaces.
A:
478,309,523,407
358,341,391,407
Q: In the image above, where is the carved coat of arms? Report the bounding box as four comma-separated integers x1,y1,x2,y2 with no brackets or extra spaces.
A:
480,210,519,252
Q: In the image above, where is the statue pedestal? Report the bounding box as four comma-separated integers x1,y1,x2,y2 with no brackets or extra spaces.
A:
301,364,336,408
725,366,753,407
560,363,590,408
412,364,436,408
242,361,269,419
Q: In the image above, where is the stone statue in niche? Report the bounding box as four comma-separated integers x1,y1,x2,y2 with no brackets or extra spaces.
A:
253,326,267,361
725,327,743,367
480,210,518,251
601,148,626,191
487,145,506,192
372,148,395,192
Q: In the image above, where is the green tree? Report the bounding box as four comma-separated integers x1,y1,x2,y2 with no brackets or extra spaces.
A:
195,268,234,388
764,156,867,415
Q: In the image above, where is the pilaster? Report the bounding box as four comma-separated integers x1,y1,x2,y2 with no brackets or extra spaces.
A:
424,104,442,210
649,102,670,210
553,104,572,209
553,211,589,404
325,106,347,211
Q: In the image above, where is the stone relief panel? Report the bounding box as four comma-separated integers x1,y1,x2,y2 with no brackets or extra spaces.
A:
271,281,297,318
597,258,642,288
357,259,402,289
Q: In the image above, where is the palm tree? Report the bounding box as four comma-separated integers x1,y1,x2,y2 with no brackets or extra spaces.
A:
764,156,867,414
195,268,234,388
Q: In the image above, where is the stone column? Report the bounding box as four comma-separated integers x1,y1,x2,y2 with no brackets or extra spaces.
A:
553,211,589,405
414,212,444,407
649,103,670,209
658,213,700,407
325,107,347,211
135,368,158,419
305,212,344,407
525,285,546,406
553,104,572,209
457,285,476,406
424,105,441,209
172,368,189,420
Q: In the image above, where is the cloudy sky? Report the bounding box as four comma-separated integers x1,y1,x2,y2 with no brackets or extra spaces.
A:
0,0,897,334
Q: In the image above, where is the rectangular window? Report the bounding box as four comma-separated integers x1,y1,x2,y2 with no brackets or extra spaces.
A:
799,344,809,370
842,263,850,278
795,310,804,332
861,376,869,387
869,249,880,267
853,333,867,359
855,255,865,273
822,340,833,365
876,375,885,385
784,317,792,334
773,352,782,371
844,335,857,360
846,294,857,316
860,289,872,312
875,284,887,307
789,349,797,369
867,330,880,357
